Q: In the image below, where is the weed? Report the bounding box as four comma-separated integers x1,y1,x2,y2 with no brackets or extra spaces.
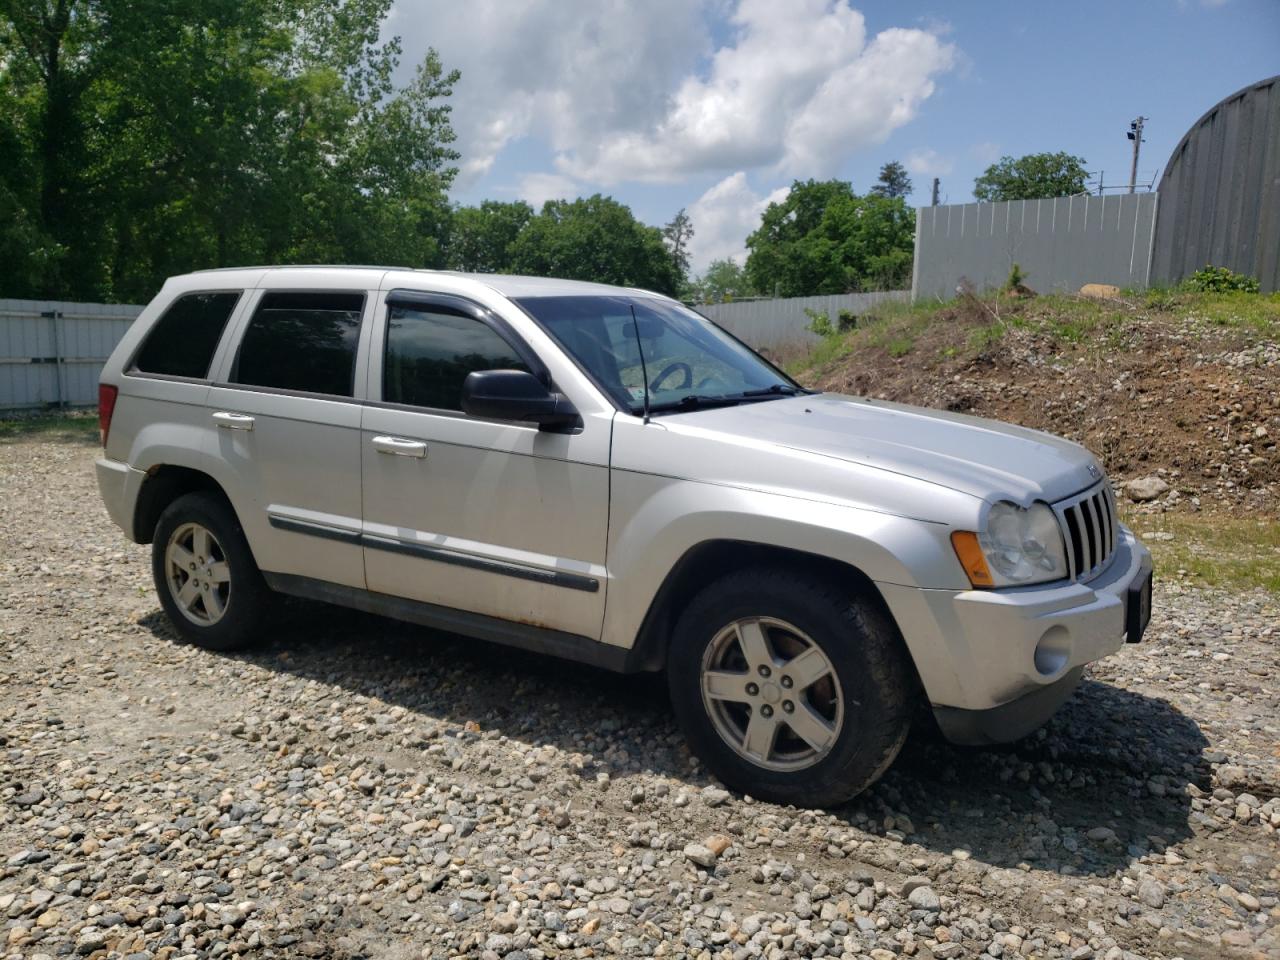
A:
1128,513,1280,593
1182,265,1261,294
0,412,98,443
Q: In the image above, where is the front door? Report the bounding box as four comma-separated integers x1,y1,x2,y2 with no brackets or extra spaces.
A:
360,291,611,640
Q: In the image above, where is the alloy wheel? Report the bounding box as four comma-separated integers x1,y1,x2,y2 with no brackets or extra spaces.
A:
699,616,844,772
164,522,231,626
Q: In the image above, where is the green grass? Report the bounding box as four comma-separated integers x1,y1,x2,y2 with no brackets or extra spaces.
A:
0,411,99,442
788,289,1280,380
1180,291,1280,335
1129,513,1280,593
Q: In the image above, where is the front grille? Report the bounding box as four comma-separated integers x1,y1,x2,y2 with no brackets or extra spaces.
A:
1054,481,1117,581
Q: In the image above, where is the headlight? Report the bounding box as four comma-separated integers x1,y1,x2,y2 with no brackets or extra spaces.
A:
951,501,1068,588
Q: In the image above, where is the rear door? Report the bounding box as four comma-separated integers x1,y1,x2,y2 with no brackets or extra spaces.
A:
359,289,611,640
206,284,375,589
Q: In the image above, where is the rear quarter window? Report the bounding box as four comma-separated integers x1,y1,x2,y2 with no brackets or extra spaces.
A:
132,291,242,378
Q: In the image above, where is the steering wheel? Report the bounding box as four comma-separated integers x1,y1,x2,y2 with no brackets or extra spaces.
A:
650,361,693,392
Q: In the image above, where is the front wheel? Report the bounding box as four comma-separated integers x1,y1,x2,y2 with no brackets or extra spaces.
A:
151,492,268,651
668,567,914,808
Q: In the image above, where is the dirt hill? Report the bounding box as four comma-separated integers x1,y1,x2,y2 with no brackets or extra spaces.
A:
792,290,1280,518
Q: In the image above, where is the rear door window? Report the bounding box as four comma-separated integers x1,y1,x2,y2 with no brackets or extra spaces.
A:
133,291,241,379
233,292,364,397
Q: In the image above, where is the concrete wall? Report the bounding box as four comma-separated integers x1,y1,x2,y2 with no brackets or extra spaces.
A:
697,291,910,351
0,299,143,410
912,193,1159,301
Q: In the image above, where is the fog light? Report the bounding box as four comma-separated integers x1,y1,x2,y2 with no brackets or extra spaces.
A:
1033,625,1070,677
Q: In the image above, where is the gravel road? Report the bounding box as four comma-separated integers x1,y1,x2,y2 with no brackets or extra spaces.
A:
2,437,1278,960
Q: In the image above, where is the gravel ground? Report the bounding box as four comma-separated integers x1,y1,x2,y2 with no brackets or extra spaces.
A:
2,437,1278,960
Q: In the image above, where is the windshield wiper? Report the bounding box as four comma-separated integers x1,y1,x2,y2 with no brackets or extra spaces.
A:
643,394,744,415
737,383,807,399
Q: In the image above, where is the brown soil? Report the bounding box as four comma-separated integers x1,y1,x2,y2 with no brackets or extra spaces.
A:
800,294,1280,517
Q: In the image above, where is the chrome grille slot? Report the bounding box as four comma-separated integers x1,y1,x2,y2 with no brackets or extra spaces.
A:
1054,480,1117,581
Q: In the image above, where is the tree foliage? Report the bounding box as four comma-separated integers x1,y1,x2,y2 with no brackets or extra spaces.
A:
509,195,680,296
694,258,752,303
972,151,1088,202
0,0,460,301
446,200,534,273
744,179,915,297
869,161,912,200
662,208,694,282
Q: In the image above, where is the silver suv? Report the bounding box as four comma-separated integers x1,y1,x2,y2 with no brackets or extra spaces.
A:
96,267,1153,807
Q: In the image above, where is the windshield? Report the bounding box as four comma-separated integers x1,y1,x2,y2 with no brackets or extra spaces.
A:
514,295,805,415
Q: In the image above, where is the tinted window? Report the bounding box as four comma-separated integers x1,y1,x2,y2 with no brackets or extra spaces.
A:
233,292,364,396
133,291,241,378
384,305,529,411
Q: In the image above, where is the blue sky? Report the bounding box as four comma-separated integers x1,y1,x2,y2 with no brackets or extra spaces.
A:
387,0,1280,273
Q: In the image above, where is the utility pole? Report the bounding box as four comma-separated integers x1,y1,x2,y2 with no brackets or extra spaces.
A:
930,178,940,206
1096,171,1104,196
1127,117,1146,194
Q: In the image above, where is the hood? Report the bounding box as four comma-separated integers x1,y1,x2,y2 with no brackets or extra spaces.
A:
674,392,1102,505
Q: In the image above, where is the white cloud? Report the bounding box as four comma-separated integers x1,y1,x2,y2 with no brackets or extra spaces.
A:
515,173,579,210
558,2,955,183
905,148,953,177
970,141,1003,165
389,0,955,190
686,172,790,273
386,0,710,186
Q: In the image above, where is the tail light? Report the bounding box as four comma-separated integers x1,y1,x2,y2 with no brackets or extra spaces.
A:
98,384,118,448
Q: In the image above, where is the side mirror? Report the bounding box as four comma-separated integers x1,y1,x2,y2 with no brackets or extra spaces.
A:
461,370,580,431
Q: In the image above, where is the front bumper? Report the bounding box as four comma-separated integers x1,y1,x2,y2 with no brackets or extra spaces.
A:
95,457,147,541
879,526,1153,744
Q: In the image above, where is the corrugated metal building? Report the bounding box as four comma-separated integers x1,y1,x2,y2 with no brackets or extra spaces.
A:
1150,75,1280,292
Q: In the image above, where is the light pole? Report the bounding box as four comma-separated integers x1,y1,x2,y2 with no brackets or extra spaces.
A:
1127,117,1147,194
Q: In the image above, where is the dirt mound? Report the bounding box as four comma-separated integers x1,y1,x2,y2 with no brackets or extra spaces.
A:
801,293,1280,516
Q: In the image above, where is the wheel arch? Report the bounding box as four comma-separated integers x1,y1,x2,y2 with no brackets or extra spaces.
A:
132,465,235,544
625,540,906,674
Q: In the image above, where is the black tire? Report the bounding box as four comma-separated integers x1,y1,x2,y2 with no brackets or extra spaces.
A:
151,491,269,651
667,567,914,808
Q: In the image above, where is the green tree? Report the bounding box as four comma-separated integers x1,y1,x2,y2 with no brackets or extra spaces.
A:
972,151,1088,202
695,259,752,303
744,179,856,296
510,195,680,295
446,200,534,273
869,161,912,200
0,0,109,296
0,0,461,301
662,207,695,282
744,179,913,296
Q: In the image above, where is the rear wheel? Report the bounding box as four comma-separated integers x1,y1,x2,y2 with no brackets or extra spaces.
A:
151,492,268,651
668,567,913,808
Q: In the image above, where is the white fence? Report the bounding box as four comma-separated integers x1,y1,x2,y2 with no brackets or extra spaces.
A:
698,291,910,351
1,299,143,410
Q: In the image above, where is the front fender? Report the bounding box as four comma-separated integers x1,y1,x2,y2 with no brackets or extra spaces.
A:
600,469,971,652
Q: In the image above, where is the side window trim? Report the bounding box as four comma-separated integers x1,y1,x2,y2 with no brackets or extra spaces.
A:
125,289,245,381
383,289,550,386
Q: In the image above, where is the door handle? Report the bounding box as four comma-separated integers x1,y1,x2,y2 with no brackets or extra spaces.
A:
212,411,255,431
372,435,427,458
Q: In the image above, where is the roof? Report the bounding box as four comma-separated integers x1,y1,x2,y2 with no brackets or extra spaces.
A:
183,265,667,300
